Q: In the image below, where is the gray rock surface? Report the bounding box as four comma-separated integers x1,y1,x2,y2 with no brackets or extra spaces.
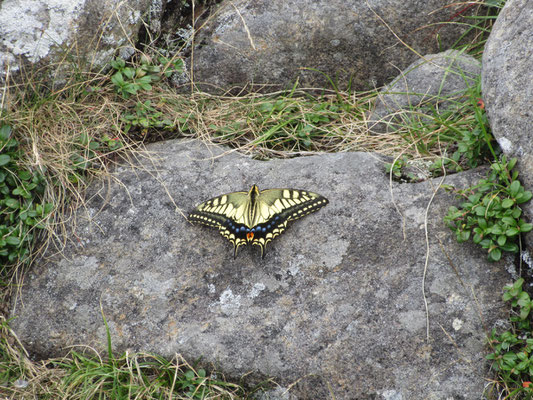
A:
10,140,511,399
187,0,475,93
481,0,533,247
0,0,150,90
368,50,481,134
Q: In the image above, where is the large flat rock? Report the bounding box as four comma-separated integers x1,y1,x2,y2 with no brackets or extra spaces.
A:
11,140,511,399
188,0,474,92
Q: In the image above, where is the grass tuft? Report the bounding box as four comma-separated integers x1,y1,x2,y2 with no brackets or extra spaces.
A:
0,315,245,399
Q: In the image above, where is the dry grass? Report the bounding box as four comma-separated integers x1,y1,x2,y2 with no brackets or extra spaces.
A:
0,316,247,399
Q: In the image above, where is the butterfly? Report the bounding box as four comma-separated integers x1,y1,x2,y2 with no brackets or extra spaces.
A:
189,185,328,258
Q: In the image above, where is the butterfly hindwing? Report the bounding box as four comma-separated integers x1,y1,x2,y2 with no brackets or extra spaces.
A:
189,185,328,258
245,188,328,257
188,192,249,256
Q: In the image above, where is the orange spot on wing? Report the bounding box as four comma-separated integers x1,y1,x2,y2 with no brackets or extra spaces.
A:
246,232,254,241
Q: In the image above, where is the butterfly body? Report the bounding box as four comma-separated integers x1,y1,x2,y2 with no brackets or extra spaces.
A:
189,185,328,258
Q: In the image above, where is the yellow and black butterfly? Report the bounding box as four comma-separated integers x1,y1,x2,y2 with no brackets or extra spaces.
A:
189,185,328,258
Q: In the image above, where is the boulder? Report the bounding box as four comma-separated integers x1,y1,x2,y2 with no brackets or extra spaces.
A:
10,139,511,399
187,0,476,93
368,50,481,134
0,0,151,93
481,0,533,247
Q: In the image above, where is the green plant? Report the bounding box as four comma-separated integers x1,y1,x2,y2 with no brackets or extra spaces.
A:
430,109,494,174
245,96,350,150
110,55,183,99
487,278,533,396
444,156,532,261
68,132,124,183
158,55,184,78
385,155,420,182
419,77,496,175
54,350,229,399
111,57,154,98
122,100,174,133
0,317,26,388
0,124,53,271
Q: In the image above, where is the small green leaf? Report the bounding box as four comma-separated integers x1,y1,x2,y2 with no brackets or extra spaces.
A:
506,227,519,236
511,208,522,219
79,132,90,146
137,75,152,84
491,225,503,235
510,180,521,197
503,352,518,363
480,238,492,248
513,278,524,290
520,222,533,233
477,218,488,229
489,248,502,261
111,72,124,85
0,124,12,141
517,360,529,371
503,291,513,302
12,187,25,196
0,154,11,166
5,198,19,208
517,191,533,203
124,84,138,94
123,68,135,79
501,217,516,226
502,198,514,208
44,203,54,214
458,230,470,242
475,206,486,216
111,58,125,70
17,170,32,180
520,306,531,320
517,292,531,306
5,236,20,245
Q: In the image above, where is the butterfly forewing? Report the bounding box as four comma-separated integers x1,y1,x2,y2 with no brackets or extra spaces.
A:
189,185,328,258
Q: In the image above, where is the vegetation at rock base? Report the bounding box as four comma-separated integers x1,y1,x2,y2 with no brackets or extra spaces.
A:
2,0,530,398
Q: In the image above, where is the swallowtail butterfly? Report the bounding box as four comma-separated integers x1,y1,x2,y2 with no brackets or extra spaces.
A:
189,185,328,258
